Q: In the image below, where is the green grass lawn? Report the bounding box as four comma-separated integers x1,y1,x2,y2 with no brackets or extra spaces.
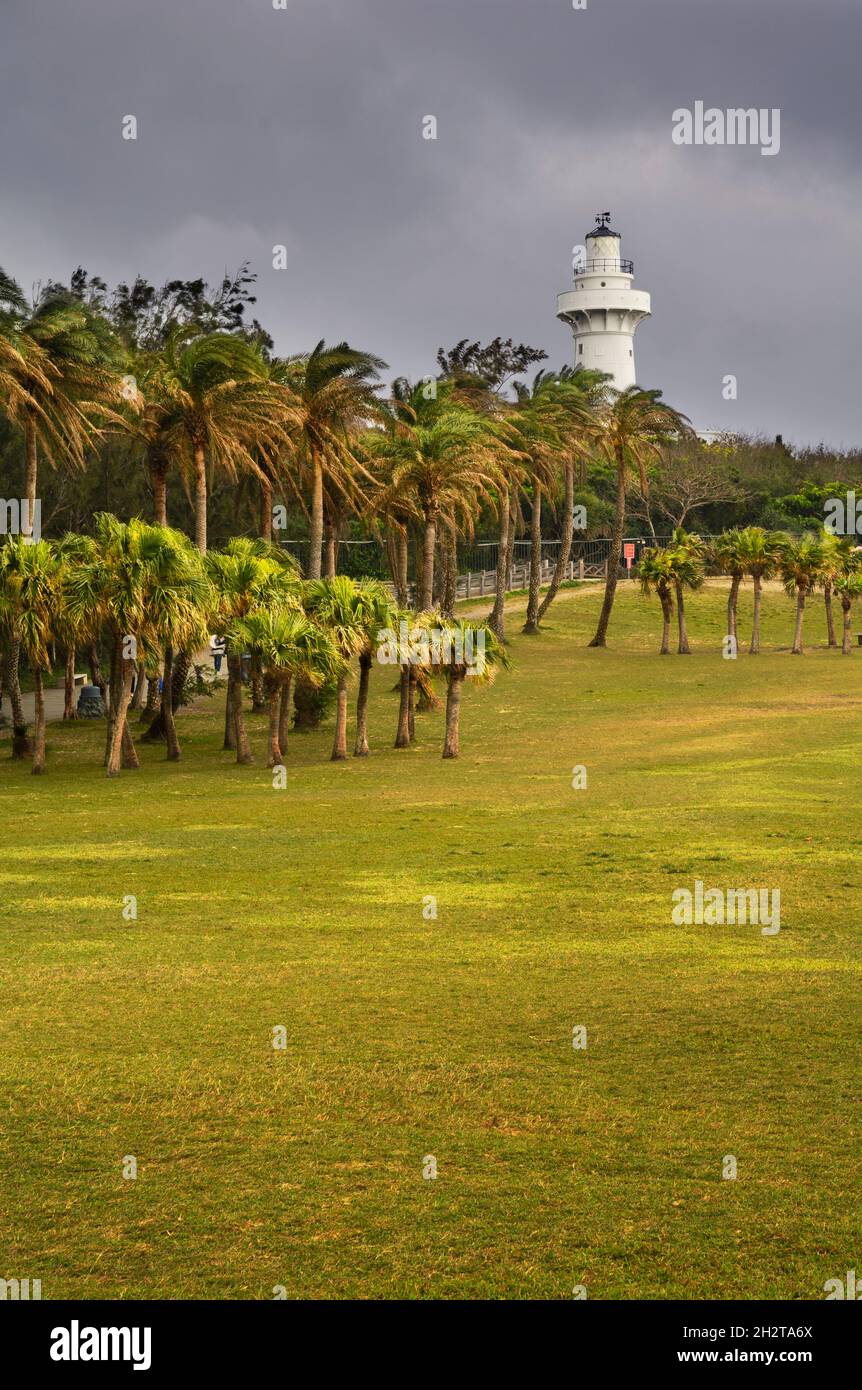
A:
1,580,860,1300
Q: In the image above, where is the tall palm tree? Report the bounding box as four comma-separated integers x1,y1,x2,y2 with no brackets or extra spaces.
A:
159,328,292,553
281,342,387,579
368,409,501,612
530,367,608,630
779,534,825,655
711,529,746,645
432,618,508,759
64,516,211,775
0,537,64,773
637,545,675,654
588,387,691,648
0,271,125,533
734,527,784,654
819,529,850,649
668,528,704,654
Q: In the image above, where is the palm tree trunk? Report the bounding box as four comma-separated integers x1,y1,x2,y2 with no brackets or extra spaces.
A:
397,533,409,607
141,670,159,720
162,647,181,761
229,654,253,763
87,643,108,711
104,639,120,765
750,575,762,654
260,478,273,542
441,527,457,619
489,483,510,640
331,673,349,760
355,653,371,756
537,460,575,623
251,653,267,713
63,646,77,720
193,442,207,553
394,665,411,747
223,677,236,750
728,574,740,641
144,649,189,741
121,720,140,770
308,450,324,579
413,530,425,613
23,413,38,537
660,593,672,654
278,676,292,755
106,658,135,777
32,666,46,774
792,587,805,654
408,667,416,741
150,459,168,526
267,683,282,767
675,580,690,654
589,451,626,648
4,638,30,758
324,522,338,578
442,671,463,758
842,596,853,654
824,582,837,647
420,514,436,611
130,660,145,711
523,487,543,634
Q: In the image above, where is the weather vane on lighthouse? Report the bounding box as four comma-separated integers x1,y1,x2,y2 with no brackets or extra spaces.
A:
557,212,651,390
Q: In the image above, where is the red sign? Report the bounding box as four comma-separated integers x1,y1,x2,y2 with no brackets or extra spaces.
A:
623,542,635,570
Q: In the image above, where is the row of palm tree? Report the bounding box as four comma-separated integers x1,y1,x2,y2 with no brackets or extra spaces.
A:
639,526,862,655
0,522,506,776
0,263,694,652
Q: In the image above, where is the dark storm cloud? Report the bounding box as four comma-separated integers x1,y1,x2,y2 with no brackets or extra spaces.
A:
1,0,859,444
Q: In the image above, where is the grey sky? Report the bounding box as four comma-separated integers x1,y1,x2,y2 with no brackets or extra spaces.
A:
2,0,860,446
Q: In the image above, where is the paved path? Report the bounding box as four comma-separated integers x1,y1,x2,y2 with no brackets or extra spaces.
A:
9,645,219,725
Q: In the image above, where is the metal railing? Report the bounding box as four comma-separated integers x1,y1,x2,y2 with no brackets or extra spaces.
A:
574,257,634,277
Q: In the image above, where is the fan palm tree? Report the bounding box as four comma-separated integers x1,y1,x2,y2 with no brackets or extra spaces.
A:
64,516,211,775
368,409,502,612
668,528,704,654
588,387,691,647
158,328,293,553
637,545,675,654
779,534,826,655
234,606,338,766
834,561,862,654
303,576,390,761
711,529,746,645
734,527,785,654
0,537,64,773
0,271,126,533
432,618,509,759
205,539,300,763
819,529,850,649
280,342,387,579
529,368,608,630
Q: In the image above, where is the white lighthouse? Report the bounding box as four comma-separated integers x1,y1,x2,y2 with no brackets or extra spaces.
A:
556,213,651,390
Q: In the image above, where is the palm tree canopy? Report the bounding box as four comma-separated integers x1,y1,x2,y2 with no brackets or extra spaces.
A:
0,536,64,667
63,514,212,661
